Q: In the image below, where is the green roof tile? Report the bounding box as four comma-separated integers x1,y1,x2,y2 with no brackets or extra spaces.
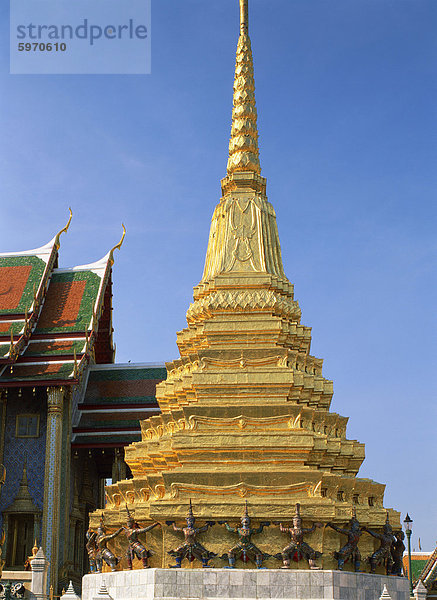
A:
81,395,159,405
0,321,25,339
1,361,74,381
76,418,143,428
412,559,428,581
25,339,85,356
73,434,141,445
0,344,10,358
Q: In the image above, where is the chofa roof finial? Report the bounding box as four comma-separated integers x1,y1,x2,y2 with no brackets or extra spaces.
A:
108,224,126,266
54,207,73,249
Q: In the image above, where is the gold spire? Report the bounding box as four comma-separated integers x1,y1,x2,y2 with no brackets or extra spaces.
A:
227,0,260,176
201,0,284,280
94,0,400,567
240,0,248,34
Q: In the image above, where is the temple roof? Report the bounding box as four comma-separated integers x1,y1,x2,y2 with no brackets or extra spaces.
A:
0,226,67,362
0,214,124,386
0,243,54,316
418,546,437,588
72,363,166,448
403,552,434,584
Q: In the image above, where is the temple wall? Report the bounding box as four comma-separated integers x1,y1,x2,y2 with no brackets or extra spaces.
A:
0,391,47,517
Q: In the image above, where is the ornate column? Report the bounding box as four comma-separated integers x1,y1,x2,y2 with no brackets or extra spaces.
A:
42,387,64,592
0,388,8,569
0,390,7,466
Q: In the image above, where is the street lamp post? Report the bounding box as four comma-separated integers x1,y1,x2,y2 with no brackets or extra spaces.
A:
404,513,413,596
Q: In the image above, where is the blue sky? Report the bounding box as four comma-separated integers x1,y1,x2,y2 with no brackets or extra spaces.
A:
1,1,436,549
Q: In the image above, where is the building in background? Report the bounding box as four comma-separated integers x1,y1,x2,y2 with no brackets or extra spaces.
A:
403,548,437,597
0,215,164,591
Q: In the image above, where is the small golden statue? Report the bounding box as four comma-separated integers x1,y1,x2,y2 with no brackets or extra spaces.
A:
24,540,38,572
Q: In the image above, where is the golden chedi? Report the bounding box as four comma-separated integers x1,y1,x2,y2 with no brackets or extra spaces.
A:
96,0,400,571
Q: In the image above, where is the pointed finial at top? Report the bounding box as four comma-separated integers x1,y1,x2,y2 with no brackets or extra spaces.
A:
292,503,303,526
21,454,28,481
108,224,126,266
226,0,261,178
61,581,80,600
240,0,248,35
187,498,194,519
54,208,73,250
379,584,392,600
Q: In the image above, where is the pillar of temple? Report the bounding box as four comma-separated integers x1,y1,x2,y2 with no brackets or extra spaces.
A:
42,387,64,590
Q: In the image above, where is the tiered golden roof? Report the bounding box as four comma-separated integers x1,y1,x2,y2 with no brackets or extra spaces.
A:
97,0,399,570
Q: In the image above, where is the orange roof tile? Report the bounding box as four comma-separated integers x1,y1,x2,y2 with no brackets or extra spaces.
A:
0,265,33,311
37,280,87,330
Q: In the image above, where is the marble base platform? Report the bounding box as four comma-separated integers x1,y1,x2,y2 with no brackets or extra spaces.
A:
82,569,410,600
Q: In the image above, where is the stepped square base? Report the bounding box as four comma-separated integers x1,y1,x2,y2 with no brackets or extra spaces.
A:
82,569,410,600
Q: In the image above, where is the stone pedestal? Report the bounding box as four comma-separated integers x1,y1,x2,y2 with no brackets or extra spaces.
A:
82,569,410,600
60,581,81,600
413,581,427,600
30,548,49,600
